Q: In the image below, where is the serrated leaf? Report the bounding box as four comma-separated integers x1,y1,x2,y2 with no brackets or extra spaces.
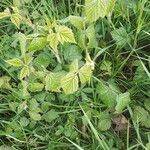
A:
69,59,79,72
68,15,85,29
61,72,78,94
132,106,150,128
34,52,51,68
45,72,65,92
56,25,76,44
43,109,59,123
0,145,14,150
98,112,111,131
47,33,59,54
20,66,30,79
63,44,82,62
28,83,44,92
144,99,150,111
115,92,130,114
24,53,33,65
0,12,10,19
96,80,120,108
18,32,26,56
29,111,41,121
76,29,86,49
86,24,97,48
100,60,112,75
0,76,11,89
28,37,47,51
6,58,24,67
85,0,116,23
111,27,130,46
79,63,92,84
17,101,27,114
20,117,29,127
10,13,21,28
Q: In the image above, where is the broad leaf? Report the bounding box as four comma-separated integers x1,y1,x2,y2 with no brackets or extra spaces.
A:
144,99,150,111
17,101,27,114
56,25,76,44
47,33,59,53
20,66,30,79
115,92,130,114
69,59,79,72
28,37,47,51
0,76,11,89
45,72,65,92
43,109,59,123
111,27,130,46
96,80,120,108
10,13,21,28
18,32,26,56
0,12,10,19
34,52,51,68
85,0,116,23
20,117,29,127
68,15,85,29
61,72,78,94
63,44,82,62
76,29,86,49
86,24,97,48
29,111,41,121
6,58,24,67
98,112,111,131
133,106,150,128
24,53,33,65
79,63,92,84
28,83,44,92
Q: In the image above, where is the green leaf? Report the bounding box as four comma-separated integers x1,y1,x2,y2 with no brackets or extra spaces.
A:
43,109,59,123
61,72,78,94
100,60,112,75
17,101,27,114
0,76,11,89
69,59,79,72
20,66,30,79
86,24,97,48
45,72,65,92
56,25,76,44
79,63,92,84
34,52,51,68
76,29,86,49
20,117,29,127
144,99,150,111
68,15,85,29
28,37,47,51
96,80,119,108
18,32,26,56
6,58,24,67
0,145,14,150
24,53,33,65
85,0,116,23
0,12,10,19
29,99,39,111
111,27,130,46
133,106,150,128
9,102,18,112
63,44,82,62
29,111,41,121
10,13,21,28
47,33,59,53
28,83,44,92
115,92,130,114
98,112,111,131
